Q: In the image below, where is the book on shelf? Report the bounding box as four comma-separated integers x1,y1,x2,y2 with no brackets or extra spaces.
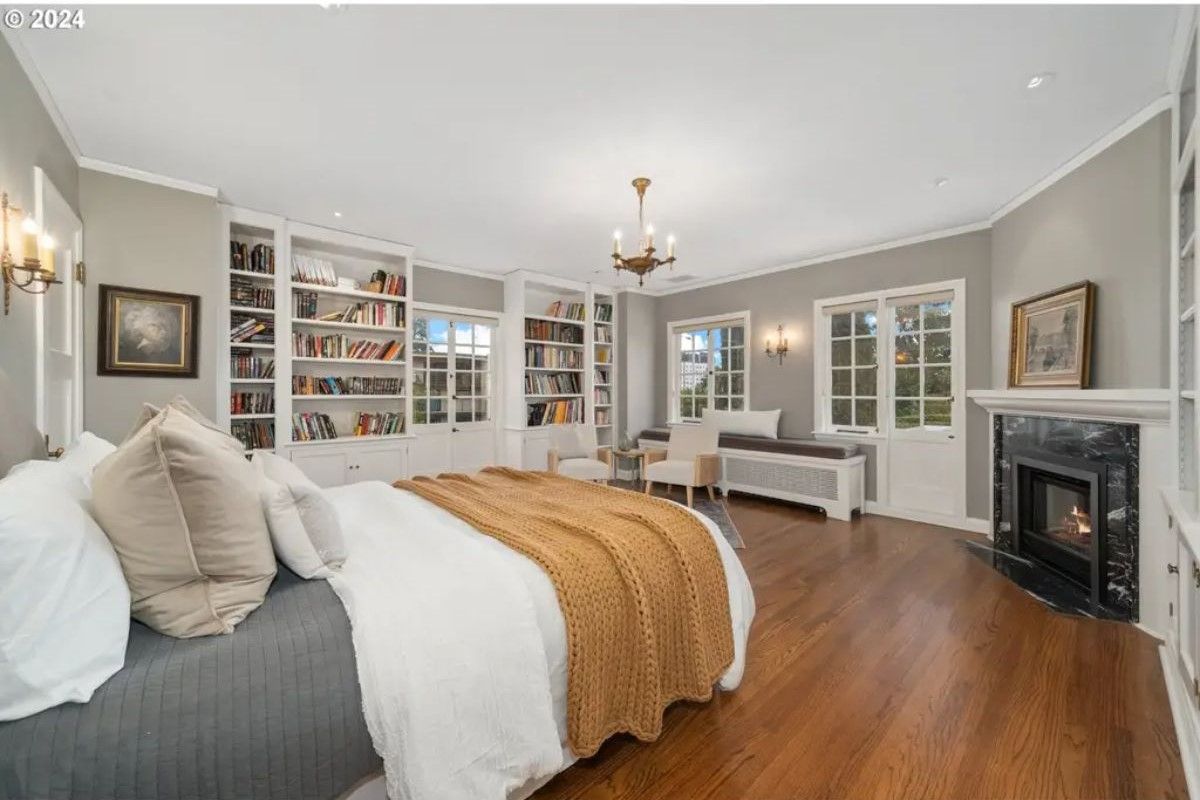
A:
230,420,274,450
230,353,275,379
594,346,612,364
525,372,581,395
594,303,613,322
593,387,611,405
231,276,274,309
292,333,405,361
526,399,582,426
544,300,586,321
368,270,406,297
593,368,610,385
524,319,584,343
230,241,275,274
291,254,338,286
595,408,611,425
292,375,403,395
230,391,275,415
230,315,275,344
525,344,582,368
594,325,612,343
352,411,404,436
297,301,403,328
292,411,339,442
293,290,318,319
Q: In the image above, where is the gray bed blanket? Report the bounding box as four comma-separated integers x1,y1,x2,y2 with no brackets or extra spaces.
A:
0,566,381,800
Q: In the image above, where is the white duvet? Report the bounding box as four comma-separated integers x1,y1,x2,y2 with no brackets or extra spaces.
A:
326,480,755,800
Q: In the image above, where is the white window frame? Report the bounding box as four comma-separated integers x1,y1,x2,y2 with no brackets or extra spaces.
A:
666,310,752,423
813,279,965,439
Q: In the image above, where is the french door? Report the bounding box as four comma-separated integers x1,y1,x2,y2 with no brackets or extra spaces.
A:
409,312,497,476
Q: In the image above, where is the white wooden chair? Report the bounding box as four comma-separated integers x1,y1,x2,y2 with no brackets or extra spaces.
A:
644,421,720,507
547,424,612,483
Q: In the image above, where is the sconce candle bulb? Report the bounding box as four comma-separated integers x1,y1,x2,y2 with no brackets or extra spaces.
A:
1,191,61,315
766,323,789,365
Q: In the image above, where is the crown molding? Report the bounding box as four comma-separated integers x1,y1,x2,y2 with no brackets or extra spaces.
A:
79,157,219,198
987,94,1172,224
641,221,991,297
412,258,502,282
2,28,81,162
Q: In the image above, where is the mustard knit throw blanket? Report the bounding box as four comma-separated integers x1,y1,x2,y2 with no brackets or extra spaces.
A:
393,467,734,757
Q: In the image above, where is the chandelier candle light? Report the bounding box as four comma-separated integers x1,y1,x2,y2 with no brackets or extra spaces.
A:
611,177,676,286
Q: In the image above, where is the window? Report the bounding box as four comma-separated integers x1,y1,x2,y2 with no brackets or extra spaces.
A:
828,306,878,431
890,296,952,430
413,315,494,425
670,314,749,422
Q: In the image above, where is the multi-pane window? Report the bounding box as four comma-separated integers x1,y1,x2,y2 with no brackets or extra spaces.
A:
413,316,493,425
673,319,747,422
892,299,952,429
829,308,878,430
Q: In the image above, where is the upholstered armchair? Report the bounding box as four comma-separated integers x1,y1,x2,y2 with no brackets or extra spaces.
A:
644,422,721,507
547,424,613,483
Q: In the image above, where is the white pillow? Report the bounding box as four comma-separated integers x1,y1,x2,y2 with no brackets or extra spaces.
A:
703,408,782,439
252,451,346,579
0,463,130,721
56,432,117,488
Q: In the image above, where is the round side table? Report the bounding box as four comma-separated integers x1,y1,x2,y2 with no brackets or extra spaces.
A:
612,448,645,484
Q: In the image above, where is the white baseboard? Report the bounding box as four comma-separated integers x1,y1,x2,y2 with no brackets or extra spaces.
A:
1161,645,1200,800
864,501,991,534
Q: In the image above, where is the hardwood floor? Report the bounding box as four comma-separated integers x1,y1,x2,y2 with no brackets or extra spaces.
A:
535,491,1187,800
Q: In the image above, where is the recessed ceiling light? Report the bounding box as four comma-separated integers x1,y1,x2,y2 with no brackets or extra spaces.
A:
933,177,949,188
1026,72,1054,89
333,211,343,218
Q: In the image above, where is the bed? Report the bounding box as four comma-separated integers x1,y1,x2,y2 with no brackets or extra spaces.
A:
0,478,755,800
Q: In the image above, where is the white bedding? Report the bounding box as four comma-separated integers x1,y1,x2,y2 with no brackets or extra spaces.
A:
326,480,755,800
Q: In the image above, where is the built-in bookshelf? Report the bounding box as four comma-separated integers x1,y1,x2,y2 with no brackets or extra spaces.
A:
502,271,620,467
1178,25,1199,508
286,223,413,446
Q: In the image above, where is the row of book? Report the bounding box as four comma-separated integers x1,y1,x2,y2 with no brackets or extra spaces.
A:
595,408,611,426
544,301,586,321
298,301,403,328
527,399,583,426
594,303,613,322
594,388,611,405
230,392,274,415
292,412,338,442
231,277,274,310
230,354,275,379
594,367,610,385
230,241,275,274
524,319,584,343
525,345,582,368
368,270,406,297
231,420,274,450
292,376,403,395
231,315,275,344
352,411,404,436
594,325,612,343
291,254,338,286
292,333,404,361
525,372,581,395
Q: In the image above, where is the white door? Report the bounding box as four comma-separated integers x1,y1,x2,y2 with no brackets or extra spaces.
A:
34,168,84,452
410,313,497,476
884,289,966,518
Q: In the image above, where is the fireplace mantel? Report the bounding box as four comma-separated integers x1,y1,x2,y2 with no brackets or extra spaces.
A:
967,389,1171,426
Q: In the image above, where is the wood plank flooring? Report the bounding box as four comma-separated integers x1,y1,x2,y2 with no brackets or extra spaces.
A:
535,491,1187,800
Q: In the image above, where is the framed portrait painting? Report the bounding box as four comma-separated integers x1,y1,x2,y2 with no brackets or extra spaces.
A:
98,284,199,377
1008,281,1095,389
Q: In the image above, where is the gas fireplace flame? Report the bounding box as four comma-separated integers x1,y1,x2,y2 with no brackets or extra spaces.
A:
1058,505,1092,542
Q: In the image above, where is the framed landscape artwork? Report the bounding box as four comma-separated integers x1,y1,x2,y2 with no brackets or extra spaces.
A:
1008,281,1095,389
98,284,199,377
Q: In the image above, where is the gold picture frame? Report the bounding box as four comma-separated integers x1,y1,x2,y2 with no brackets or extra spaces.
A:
1008,281,1095,388
98,284,199,377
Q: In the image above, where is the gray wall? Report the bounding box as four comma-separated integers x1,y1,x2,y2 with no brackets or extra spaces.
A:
654,229,994,517
79,169,220,442
617,290,658,441
413,263,503,312
0,35,79,423
990,112,1170,389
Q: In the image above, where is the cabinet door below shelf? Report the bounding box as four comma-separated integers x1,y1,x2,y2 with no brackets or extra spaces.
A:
290,449,350,488
352,444,409,484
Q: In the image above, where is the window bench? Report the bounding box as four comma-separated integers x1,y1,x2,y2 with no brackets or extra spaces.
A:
637,427,866,521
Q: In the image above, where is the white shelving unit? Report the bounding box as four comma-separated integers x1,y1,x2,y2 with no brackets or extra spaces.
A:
592,290,617,446
1163,11,1200,794
502,271,619,468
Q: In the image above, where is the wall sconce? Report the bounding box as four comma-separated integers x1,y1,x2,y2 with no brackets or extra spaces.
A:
765,324,789,365
2,191,59,316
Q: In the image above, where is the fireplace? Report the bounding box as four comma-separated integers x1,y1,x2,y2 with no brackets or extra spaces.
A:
1011,454,1106,604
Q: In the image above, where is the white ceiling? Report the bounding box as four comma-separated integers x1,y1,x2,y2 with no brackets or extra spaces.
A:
13,5,1178,286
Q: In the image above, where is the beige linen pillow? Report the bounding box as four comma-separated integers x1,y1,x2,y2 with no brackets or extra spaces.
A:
92,405,275,638
123,395,232,445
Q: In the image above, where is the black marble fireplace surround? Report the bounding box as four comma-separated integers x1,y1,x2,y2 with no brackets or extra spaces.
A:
992,415,1139,621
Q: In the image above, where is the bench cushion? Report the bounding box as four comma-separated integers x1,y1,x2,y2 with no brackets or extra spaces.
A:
639,427,859,459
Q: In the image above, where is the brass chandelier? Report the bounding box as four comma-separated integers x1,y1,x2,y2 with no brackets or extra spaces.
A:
611,177,675,286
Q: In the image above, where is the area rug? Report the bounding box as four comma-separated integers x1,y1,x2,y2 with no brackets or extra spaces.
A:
610,480,746,550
